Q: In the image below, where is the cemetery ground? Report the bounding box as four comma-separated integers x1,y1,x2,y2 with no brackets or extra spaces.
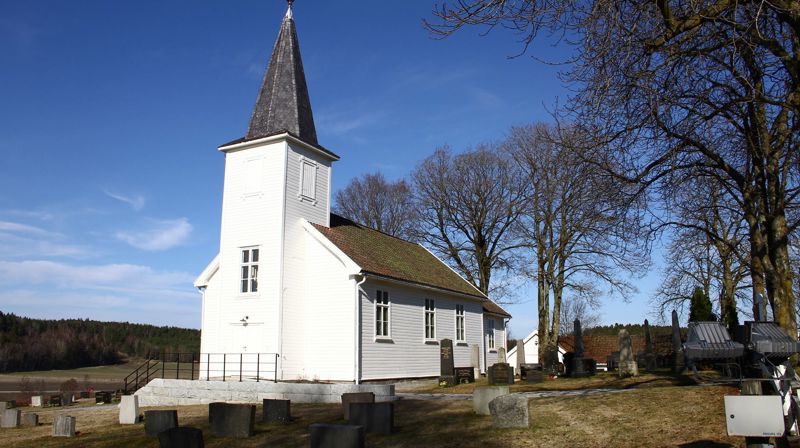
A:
0,370,745,447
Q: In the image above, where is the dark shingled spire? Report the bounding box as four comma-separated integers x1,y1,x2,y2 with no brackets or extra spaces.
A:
246,3,318,145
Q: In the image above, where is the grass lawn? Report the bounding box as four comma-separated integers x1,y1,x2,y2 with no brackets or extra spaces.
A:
0,360,149,382
0,383,744,447
398,369,704,395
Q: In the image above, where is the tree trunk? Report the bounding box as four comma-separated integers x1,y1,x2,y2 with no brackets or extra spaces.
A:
537,255,550,361
768,213,796,336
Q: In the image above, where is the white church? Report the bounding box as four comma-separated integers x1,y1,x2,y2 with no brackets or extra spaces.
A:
194,4,510,383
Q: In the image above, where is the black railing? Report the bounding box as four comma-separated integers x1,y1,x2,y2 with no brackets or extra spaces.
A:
123,352,279,393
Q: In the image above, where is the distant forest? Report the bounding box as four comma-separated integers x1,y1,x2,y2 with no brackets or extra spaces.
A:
0,311,199,373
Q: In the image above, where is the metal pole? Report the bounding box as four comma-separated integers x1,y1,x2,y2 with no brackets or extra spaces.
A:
256,353,260,383
206,353,210,381
176,353,180,379
223,354,226,382
161,354,166,379
274,353,278,383
191,353,196,380
239,354,243,382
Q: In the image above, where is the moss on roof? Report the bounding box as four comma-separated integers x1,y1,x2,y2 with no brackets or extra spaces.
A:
312,214,510,317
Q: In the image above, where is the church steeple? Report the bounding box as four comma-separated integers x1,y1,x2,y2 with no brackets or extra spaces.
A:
246,1,318,145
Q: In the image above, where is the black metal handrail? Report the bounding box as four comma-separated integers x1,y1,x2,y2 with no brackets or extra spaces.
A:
123,352,279,393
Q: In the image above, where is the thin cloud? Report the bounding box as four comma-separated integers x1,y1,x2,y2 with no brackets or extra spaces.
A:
0,221,53,237
104,190,146,211
116,218,193,251
0,259,195,295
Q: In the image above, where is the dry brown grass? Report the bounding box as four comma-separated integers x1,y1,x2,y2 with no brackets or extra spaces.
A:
0,384,744,447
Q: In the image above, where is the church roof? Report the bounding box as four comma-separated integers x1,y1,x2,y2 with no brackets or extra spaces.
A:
246,4,318,145
312,214,511,317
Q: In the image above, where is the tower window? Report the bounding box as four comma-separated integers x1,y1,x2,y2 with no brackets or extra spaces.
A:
300,159,316,200
241,247,259,294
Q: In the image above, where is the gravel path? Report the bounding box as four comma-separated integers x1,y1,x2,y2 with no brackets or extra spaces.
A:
397,387,634,401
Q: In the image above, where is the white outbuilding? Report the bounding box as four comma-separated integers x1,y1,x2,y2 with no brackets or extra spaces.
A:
194,4,510,383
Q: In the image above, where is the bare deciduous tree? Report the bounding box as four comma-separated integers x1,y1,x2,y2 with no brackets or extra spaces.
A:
333,172,417,240
412,145,527,298
508,123,646,358
426,0,800,334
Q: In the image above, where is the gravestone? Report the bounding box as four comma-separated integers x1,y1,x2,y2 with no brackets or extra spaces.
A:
638,319,657,370
309,423,365,448
471,344,481,378
209,403,255,438
31,396,42,407
61,394,74,406
487,363,514,385
439,338,455,385
542,346,559,375
514,339,526,373
52,415,76,437
96,391,112,404
497,347,507,363
523,366,544,383
262,399,291,423
21,413,38,427
473,386,510,415
119,395,140,424
49,395,62,406
158,427,204,448
348,402,393,434
454,367,475,383
80,391,89,399
1,409,20,428
489,394,530,428
571,319,589,378
0,401,15,412
618,329,638,377
144,410,178,437
341,392,374,420
671,310,685,373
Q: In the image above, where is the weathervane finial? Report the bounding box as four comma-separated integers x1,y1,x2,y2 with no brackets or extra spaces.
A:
285,0,294,19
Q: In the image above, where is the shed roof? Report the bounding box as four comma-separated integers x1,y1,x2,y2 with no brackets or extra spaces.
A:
312,214,510,317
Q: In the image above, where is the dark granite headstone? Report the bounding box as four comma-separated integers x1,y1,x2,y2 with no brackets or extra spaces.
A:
262,399,291,423
571,319,589,377
80,391,89,399
95,391,112,404
454,367,475,383
519,363,540,381
542,346,559,375
158,426,204,448
309,423,365,448
671,310,685,372
439,338,455,385
144,410,179,437
487,363,514,385
341,392,374,420
21,412,38,427
209,403,255,438
348,402,394,434
49,395,62,406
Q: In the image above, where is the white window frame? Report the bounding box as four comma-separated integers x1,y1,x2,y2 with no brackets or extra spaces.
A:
455,304,466,343
298,157,317,203
424,299,436,341
240,247,259,294
375,290,390,339
487,318,495,351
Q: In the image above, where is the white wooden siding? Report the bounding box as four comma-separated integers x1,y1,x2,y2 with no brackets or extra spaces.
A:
360,279,484,380
201,140,287,362
280,142,335,379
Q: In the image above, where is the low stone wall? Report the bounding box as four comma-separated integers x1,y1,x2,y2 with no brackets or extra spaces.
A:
134,379,395,407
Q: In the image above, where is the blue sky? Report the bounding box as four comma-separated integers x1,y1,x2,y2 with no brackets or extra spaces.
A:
0,1,661,332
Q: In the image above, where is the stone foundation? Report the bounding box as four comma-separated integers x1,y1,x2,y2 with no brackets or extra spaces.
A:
134,379,395,406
